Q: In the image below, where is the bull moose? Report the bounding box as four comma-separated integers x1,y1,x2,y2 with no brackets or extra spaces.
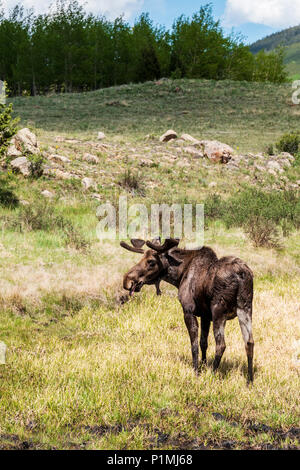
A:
121,238,255,383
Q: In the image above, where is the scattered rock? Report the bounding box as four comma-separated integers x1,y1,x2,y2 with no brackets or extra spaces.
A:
91,193,102,201
82,177,96,190
139,158,154,167
7,128,39,157
44,168,79,180
19,199,30,206
180,133,200,144
159,129,178,143
83,153,99,164
10,157,31,177
41,190,55,198
209,181,217,188
200,140,233,163
267,161,283,173
65,139,80,144
97,132,106,140
48,154,71,164
183,146,204,158
54,136,65,143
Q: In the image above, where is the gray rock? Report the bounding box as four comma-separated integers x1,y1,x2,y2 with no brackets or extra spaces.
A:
83,153,99,164
48,154,71,164
200,140,233,163
180,133,200,144
159,130,178,142
82,177,96,190
10,156,31,176
97,132,106,140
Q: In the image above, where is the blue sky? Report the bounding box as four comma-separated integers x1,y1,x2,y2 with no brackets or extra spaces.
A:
3,0,300,44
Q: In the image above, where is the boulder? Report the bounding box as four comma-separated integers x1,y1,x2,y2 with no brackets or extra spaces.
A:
82,177,96,190
180,133,200,145
183,146,204,158
97,132,106,140
267,161,283,173
83,153,99,164
9,128,39,157
48,154,71,164
41,190,55,198
159,130,177,143
200,140,233,163
10,157,31,177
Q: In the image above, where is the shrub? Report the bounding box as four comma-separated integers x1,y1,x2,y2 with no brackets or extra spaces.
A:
0,175,19,207
244,216,281,249
118,168,145,195
1,200,89,250
28,153,45,178
276,133,300,156
0,101,19,156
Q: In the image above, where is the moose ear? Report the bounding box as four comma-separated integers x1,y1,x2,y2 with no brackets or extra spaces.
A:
131,239,145,249
166,249,183,265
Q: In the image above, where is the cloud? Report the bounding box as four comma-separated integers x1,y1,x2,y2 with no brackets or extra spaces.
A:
1,0,144,19
224,0,300,28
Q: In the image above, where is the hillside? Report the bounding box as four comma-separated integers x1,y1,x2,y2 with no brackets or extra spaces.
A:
0,79,299,450
250,25,300,79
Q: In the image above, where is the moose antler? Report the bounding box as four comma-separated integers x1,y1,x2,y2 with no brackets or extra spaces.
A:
120,240,145,254
146,238,180,253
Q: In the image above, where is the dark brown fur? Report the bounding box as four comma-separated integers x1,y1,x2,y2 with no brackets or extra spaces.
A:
121,239,254,383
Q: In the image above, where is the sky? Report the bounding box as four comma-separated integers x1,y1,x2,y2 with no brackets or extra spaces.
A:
2,0,300,44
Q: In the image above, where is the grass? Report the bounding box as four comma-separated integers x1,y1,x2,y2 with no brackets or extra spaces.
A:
0,79,299,449
10,78,300,153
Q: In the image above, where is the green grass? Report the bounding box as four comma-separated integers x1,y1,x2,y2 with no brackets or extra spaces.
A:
0,79,299,449
10,79,300,153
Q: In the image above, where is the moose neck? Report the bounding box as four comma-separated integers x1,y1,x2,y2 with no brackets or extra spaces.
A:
160,246,218,289
160,250,196,288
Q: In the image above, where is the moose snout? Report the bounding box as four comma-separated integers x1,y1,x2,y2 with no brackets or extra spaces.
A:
123,271,140,291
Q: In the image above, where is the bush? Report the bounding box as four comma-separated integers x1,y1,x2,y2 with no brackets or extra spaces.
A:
1,200,89,250
0,175,19,207
244,216,281,248
276,133,300,156
118,168,145,195
0,101,19,156
28,153,45,178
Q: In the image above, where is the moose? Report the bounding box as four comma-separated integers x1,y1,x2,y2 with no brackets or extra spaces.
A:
120,238,255,383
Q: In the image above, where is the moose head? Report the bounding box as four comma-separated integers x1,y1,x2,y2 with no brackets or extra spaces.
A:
120,237,180,296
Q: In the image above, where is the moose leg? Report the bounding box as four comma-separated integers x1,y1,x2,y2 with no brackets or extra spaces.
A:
200,317,211,364
155,280,162,296
237,308,254,383
184,313,199,374
212,315,226,372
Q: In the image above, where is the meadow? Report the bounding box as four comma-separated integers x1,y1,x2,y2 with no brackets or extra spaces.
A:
0,79,299,450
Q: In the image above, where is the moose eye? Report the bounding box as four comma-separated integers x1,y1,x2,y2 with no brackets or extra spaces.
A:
147,259,156,267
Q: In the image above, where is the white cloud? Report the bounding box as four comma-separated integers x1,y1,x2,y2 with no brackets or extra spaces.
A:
1,0,144,20
224,0,300,28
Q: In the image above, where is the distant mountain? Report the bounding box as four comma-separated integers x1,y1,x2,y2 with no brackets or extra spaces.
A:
250,25,300,79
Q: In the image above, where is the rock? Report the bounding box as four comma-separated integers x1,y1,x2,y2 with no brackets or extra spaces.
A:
159,130,177,143
91,193,102,201
139,158,154,167
44,168,79,180
209,182,217,188
48,154,71,164
54,136,65,143
10,157,31,177
20,199,30,206
7,128,40,158
180,133,200,144
267,161,283,172
254,164,266,172
82,177,96,190
97,132,106,140
41,190,54,198
83,153,99,164
200,140,233,163
183,146,204,158
279,152,295,162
